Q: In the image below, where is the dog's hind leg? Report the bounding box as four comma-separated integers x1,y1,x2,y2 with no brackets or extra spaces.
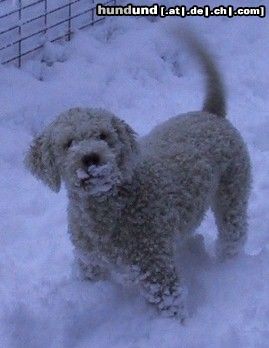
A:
212,156,251,261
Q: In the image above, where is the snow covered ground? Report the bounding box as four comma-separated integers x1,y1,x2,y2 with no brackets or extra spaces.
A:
1,1,269,347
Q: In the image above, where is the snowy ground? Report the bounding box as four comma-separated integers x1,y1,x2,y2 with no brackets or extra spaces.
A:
1,1,269,347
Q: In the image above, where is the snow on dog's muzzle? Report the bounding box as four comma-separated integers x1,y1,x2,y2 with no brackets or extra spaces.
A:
68,140,122,195
76,163,121,196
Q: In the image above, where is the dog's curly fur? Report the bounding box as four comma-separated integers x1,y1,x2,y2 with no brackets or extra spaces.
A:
24,32,251,322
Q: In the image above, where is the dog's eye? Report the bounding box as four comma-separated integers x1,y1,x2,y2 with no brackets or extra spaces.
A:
64,139,73,150
99,132,108,141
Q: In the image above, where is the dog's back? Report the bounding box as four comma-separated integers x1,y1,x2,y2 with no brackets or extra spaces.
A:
139,30,251,261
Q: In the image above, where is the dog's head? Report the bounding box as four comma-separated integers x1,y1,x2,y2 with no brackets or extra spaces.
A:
24,108,138,196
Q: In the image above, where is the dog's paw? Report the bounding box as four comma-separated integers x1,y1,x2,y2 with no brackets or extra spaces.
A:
159,301,188,323
142,281,188,323
186,234,209,258
215,239,245,262
158,286,188,323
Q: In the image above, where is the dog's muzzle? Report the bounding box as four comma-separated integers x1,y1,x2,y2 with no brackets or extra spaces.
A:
75,155,121,196
67,141,122,196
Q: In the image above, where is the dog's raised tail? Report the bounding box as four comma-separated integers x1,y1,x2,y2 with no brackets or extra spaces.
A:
183,30,226,118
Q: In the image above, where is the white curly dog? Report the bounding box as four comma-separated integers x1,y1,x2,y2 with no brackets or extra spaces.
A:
25,32,251,322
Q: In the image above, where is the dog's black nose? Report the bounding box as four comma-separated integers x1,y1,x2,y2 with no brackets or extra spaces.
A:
82,153,101,167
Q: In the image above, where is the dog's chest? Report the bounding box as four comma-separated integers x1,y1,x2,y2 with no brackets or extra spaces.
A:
70,195,126,256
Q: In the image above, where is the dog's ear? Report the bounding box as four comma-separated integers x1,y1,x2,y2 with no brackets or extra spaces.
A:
24,132,61,192
111,117,139,182
111,117,138,154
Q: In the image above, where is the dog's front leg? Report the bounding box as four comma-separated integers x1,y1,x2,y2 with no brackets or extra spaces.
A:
136,253,188,322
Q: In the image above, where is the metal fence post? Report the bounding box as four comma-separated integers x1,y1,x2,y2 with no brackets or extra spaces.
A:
68,0,72,40
91,0,95,24
44,0,47,34
18,0,22,67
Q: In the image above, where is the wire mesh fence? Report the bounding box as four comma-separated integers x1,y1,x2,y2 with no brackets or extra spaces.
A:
0,0,116,67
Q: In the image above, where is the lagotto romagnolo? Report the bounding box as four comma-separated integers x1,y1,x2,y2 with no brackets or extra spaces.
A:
25,30,251,322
